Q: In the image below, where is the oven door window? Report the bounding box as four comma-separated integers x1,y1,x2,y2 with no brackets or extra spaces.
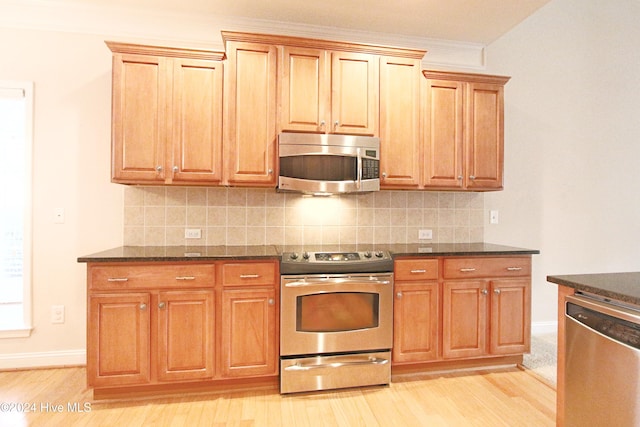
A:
296,292,379,332
280,155,357,181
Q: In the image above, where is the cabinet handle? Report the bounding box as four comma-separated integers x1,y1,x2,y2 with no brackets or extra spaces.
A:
268,298,275,305
396,292,403,299
506,267,523,271
459,268,476,272
158,302,166,309
139,303,147,310
481,289,488,295
410,269,426,274
320,120,326,129
176,276,195,281
334,120,340,129
268,169,273,174
240,274,260,279
172,166,178,172
156,165,163,172
494,289,501,295
457,175,462,180
382,172,387,179
107,277,128,282
469,175,476,180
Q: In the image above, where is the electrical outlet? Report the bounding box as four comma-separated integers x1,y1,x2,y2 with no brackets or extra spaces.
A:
185,228,202,239
418,229,433,240
490,210,499,224
51,305,65,324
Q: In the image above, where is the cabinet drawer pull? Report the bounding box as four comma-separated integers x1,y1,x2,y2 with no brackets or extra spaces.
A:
459,268,476,272
410,269,427,274
107,277,128,282
506,267,523,271
240,274,260,279
176,276,196,281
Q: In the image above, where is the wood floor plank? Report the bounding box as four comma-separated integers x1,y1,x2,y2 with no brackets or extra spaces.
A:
0,366,555,426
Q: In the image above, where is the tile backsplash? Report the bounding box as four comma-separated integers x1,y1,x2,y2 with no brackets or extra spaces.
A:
123,187,484,246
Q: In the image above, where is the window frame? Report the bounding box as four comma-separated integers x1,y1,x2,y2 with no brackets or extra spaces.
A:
0,80,34,338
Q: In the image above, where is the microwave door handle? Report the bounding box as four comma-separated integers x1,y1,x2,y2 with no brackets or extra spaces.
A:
356,147,362,190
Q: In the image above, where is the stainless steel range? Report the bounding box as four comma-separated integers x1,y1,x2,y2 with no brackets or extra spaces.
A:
279,249,393,394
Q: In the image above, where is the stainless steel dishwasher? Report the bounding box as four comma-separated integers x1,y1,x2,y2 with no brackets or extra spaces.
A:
565,293,640,427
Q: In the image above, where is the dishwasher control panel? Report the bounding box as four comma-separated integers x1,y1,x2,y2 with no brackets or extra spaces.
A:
567,302,640,349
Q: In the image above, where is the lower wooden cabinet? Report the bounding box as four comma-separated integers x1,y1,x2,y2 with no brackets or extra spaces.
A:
86,260,279,393
393,256,531,366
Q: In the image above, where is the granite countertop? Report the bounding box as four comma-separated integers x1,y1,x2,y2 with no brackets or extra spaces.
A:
78,243,538,263
547,272,640,306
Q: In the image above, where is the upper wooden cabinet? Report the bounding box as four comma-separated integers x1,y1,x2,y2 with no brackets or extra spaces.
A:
222,35,278,186
107,42,225,185
379,56,423,188
423,71,510,191
279,47,378,135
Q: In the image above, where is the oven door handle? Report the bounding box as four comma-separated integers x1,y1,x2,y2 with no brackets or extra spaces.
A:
284,357,389,371
284,278,391,287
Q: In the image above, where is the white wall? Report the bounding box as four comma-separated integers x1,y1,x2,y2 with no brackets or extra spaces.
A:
484,0,640,326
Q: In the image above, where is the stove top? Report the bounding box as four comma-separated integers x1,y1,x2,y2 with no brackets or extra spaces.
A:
280,249,393,275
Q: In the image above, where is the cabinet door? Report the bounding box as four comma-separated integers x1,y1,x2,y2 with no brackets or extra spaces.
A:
423,78,464,189
221,288,277,377
171,58,223,184
224,41,277,185
442,281,487,359
331,51,378,135
393,282,439,363
157,290,215,382
465,82,504,190
280,46,330,133
111,53,169,183
87,293,151,387
489,279,531,355
379,56,422,188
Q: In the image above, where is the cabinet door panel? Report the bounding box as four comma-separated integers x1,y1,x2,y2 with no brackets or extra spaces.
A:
490,279,530,355
393,282,439,363
379,56,421,188
221,288,277,377
172,58,223,183
331,52,378,135
423,79,464,189
442,281,487,359
88,293,150,387
224,42,277,185
111,54,167,182
280,47,330,132
466,82,504,190
157,290,215,381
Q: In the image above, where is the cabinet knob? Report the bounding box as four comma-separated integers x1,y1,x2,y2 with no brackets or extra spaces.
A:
158,302,166,309
469,175,476,180
334,120,340,129
457,175,463,180
268,169,273,174
396,292,403,299
382,172,387,179
139,303,147,310
156,166,163,172
481,289,488,296
320,120,326,129
268,298,275,306
172,166,179,172
494,289,501,295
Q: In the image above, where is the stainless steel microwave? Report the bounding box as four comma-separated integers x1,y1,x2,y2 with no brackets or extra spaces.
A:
277,133,380,195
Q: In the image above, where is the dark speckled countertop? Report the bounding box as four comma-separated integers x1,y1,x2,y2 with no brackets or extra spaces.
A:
78,242,538,263
547,272,640,306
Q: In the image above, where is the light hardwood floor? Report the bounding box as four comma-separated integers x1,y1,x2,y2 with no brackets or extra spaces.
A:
0,366,555,426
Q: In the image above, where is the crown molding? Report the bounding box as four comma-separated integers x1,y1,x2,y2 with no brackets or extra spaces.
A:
0,0,487,69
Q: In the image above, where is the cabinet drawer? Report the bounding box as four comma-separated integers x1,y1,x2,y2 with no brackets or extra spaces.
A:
394,259,439,281
89,264,216,290
221,262,277,287
443,257,531,279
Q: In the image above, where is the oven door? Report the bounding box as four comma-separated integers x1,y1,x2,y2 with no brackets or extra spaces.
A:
280,274,393,356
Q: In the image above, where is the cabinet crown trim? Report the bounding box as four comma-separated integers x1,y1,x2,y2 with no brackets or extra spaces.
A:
105,41,225,61
221,31,427,60
423,69,510,85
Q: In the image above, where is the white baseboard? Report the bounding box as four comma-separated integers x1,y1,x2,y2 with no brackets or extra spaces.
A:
0,349,86,370
531,321,558,336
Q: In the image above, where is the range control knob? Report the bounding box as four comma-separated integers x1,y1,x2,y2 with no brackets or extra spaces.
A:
375,251,384,258
302,252,310,260
364,251,372,258
289,253,299,260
